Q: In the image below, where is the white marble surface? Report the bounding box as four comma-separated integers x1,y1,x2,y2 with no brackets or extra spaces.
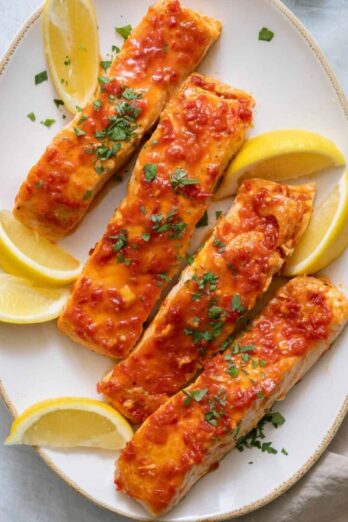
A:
0,1,347,522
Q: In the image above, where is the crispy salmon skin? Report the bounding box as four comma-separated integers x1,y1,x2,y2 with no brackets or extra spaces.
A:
98,179,315,423
14,0,221,241
116,276,348,516
58,74,254,358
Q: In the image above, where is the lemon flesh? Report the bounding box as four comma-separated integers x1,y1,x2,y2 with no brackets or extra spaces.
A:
215,129,345,199
0,274,69,324
285,169,348,275
43,0,99,113
5,397,133,450
0,210,81,285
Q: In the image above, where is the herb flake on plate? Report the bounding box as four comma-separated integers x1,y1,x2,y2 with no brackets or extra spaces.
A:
259,27,275,42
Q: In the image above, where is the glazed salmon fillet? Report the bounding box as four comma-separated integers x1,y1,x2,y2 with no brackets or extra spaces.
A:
98,179,315,423
14,0,221,241
58,74,254,357
116,276,348,516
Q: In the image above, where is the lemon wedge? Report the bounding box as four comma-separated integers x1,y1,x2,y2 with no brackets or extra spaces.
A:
5,397,133,449
215,129,345,199
285,169,348,275
42,0,99,113
0,210,81,285
0,274,69,324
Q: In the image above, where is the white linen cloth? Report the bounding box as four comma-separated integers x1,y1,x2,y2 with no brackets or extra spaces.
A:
0,1,347,521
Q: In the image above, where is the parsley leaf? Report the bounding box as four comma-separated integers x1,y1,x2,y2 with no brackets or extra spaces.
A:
27,112,36,122
122,88,142,100
35,70,48,85
53,99,64,108
83,190,92,200
231,294,246,314
196,210,208,228
115,24,132,40
186,253,194,265
40,119,55,128
236,411,285,454
74,127,85,137
93,99,102,110
183,388,208,406
170,168,199,191
109,229,128,252
259,27,275,42
144,163,158,182
100,60,112,72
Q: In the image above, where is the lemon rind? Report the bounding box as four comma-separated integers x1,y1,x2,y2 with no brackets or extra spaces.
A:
215,129,346,200
284,169,348,275
0,211,81,286
0,275,69,323
5,397,133,447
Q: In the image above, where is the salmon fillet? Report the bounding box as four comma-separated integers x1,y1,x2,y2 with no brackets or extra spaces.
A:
98,179,315,423
116,276,348,516
14,0,221,241
58,74,254,358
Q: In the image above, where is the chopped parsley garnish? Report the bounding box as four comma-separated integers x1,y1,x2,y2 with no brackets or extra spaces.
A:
35,70,48,85
198,272,219,292
74,127,86,137
142,233,151,242
183,388,208,406
231,294,246,314
95,165,105,175
117,253,131,265
258,27,275,42
98,76,110,85
156,273,170,287
117,100,141,119
27,112,36,122
115,24,132,40
76,105,83,112
93,99,102,110
215,210,223,219
40,118,55,128
213,238,225,252
112,45,120,54
186,253,194,265
208,305,224,319
151,210,187,239
122,88,142,100
100,60,112,72
170,168,199,191
204,388,227,426
96,143,121,161
232,343,255,355
224,353,239,377
196,210,208,228
78,114,87,124
35,180,44,188
140,205,147,215
236,411,286,454
109,229,128,252
143,163,158,182
83,190,92,200
53,99,64,108
281,448,289,456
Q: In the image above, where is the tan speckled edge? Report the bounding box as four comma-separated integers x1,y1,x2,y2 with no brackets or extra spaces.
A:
0,1,347,521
